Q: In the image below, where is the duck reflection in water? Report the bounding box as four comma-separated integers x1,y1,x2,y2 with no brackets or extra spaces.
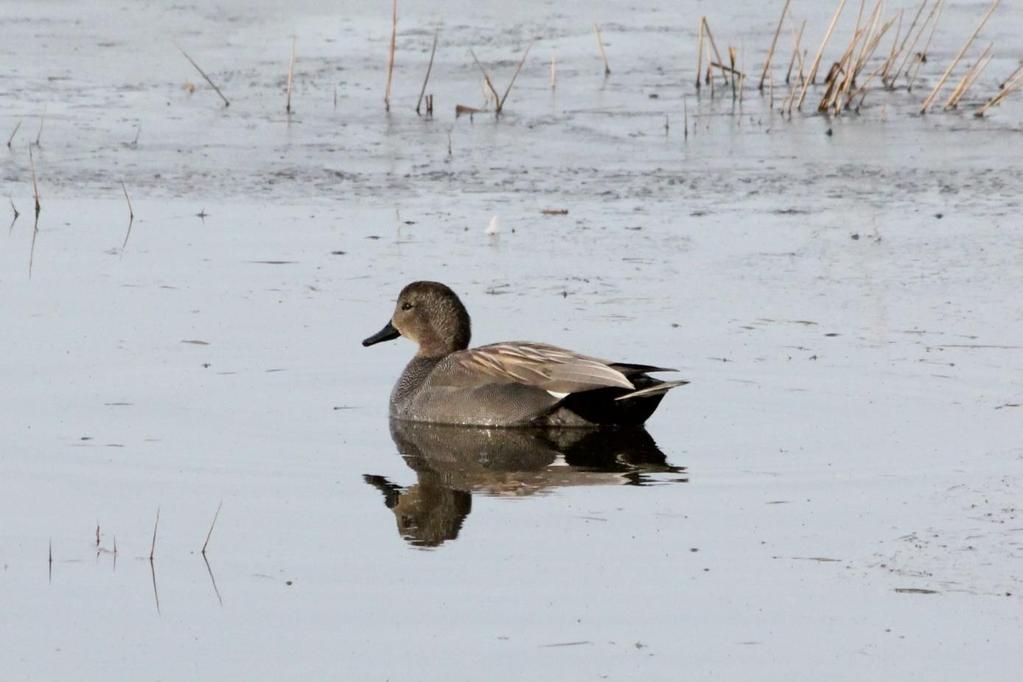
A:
364,420,687,548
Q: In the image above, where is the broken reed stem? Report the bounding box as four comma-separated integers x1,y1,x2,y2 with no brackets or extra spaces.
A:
384,0,397,112
799,0,848,108
497,41,534,113
701,19,730,85
7,120,21,148
695,18,705,90
176,44,230,107
550,52,557,89
28,147,40,216
469,49,500,104
201,501,223,555
920,0,1000,113
286,37,296,114
35,113,44,147
906,0,945,91
683,97,688,140
594,23,611,75
759,0,792,90
149,507,160,561
416,30,439,115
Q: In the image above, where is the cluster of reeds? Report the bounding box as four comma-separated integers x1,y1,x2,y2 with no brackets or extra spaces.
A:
48,503,225,611
690,0,1017,119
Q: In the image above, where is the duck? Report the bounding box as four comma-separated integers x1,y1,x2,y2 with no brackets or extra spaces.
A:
362,281,686,427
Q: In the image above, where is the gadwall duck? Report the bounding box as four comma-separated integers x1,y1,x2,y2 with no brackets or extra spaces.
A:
362,281,687,427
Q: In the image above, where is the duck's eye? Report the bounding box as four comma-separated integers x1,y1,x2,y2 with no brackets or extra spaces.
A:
401,301,414,311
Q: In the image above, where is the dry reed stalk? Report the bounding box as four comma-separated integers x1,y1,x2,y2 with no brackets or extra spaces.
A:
701,19,730,84
906,0,944,90
201,501,223,555
48,539,52,582
760,0,792,90
974,65,1023,116
416,31,438,115
497,41,534,113
944,43,993,109
728,46,738,99
149,507,160,561
469,50,500,103
879,9,904,85
550,52,557,89
920,0,1000,113
6,120,20,148
798,0,848,109
384,0,397,111
696,18,705,90
892,0,938,84
286,37,296,114
28,146,40,216
818,27,865,112
884,0,927,86
594,23,611,75
384,0,398,111
995,63,1023,91
785,20,807,84
176,44,230,107
34,113,44,147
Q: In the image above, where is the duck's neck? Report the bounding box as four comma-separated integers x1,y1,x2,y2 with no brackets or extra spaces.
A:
391,355,444,407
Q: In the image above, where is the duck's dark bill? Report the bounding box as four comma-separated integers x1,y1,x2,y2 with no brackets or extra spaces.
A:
362,321,401,347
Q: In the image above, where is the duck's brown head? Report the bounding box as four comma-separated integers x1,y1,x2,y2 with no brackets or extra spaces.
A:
362,281,472,358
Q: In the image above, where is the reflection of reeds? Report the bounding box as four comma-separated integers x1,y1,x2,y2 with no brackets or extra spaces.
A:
594,23,611,76
920,0,1000,113
176,44,230,107
416,31,438,116
384,0,397,111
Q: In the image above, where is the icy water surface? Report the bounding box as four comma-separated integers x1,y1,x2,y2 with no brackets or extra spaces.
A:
2,0,1023,679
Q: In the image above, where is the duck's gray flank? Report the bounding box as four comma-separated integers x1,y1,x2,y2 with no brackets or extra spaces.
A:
363,281,686,427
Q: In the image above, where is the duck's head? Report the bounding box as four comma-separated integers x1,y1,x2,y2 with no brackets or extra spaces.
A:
362,281,472,357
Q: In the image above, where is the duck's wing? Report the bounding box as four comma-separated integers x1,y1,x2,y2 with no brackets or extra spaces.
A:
447,342,636,393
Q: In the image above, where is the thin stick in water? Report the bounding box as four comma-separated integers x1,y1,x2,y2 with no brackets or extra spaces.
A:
201,501,223,556
176,44,230,107
759,0,792,90
149,507,160,561
34,113,44,147
6,120,20,148
799,0,849,108
121,181,135,250
594,23,611,76
416,30,439,115
286,37,296,114
29,146,41,216
384,0,397,111
497,41,534,113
